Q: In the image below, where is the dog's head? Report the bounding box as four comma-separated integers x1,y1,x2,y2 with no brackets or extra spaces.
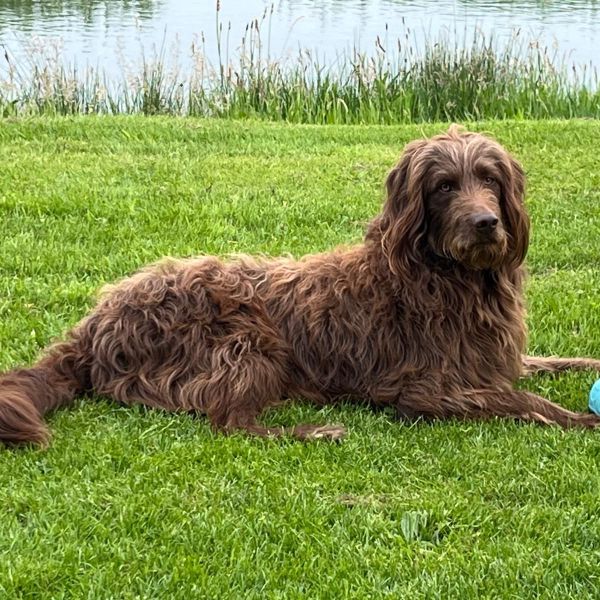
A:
372,126,529,275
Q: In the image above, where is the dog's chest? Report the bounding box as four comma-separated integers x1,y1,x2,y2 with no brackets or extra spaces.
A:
429,287,524,384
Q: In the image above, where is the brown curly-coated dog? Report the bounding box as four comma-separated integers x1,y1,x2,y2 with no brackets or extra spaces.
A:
2,126,599,447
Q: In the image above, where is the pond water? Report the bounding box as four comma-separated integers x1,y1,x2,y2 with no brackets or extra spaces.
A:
1,0,599,76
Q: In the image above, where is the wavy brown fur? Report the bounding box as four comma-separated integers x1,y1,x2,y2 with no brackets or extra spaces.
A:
2,127,600,447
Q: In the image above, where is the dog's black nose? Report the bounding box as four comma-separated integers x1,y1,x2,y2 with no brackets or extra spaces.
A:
471,213,499,232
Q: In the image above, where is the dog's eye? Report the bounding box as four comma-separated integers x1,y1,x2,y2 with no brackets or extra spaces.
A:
440,182,453,193
483,176,496,186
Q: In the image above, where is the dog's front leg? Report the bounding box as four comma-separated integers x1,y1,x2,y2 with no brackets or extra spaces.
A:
392,388,600,429
522,355,600,376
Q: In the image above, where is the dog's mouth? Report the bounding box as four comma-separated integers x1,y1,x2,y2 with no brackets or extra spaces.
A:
458,237,508,270
437,228,508,270
471,236,503,250
428,223,509,270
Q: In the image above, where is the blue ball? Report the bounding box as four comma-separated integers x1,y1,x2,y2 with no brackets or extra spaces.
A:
589,380,600,415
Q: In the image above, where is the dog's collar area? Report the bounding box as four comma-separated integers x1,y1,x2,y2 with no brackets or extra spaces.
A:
422,248,458,271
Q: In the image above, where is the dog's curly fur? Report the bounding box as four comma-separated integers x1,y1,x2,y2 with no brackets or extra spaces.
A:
2,126,600,447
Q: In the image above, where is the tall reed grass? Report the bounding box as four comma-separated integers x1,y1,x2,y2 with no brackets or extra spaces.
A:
1,6,599,123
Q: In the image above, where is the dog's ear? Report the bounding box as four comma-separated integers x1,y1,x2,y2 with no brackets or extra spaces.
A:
500,155,530,268
369,139,429,276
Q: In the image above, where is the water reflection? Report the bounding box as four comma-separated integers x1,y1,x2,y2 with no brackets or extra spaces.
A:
0,0,599,74
0,0,161,29
280,0,599,11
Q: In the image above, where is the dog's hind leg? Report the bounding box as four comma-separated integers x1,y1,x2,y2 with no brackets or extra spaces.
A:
522,355,600,376
199,337,346,442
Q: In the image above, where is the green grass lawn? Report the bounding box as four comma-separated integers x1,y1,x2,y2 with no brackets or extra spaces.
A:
1,117,600,598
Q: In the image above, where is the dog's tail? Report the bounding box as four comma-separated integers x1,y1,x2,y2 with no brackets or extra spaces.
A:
0,335,91,447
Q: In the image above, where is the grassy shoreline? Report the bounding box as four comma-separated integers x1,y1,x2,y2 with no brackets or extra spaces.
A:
1,116,600,597
2,26,600,122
